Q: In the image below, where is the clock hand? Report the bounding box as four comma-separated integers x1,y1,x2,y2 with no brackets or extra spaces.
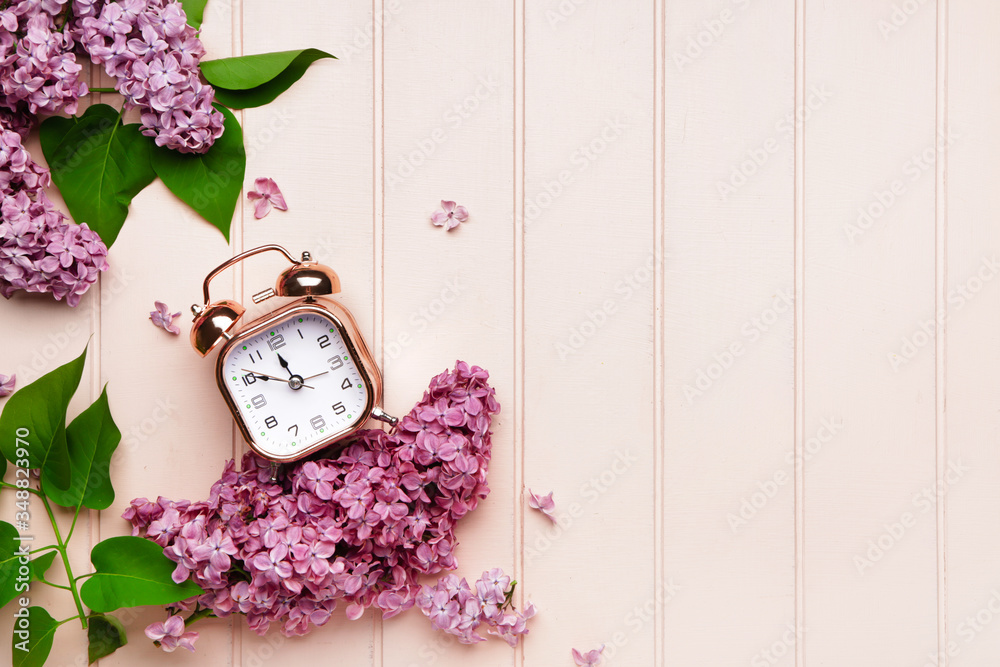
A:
300,371,329,381
276,353,294,377
240,369,316,389
241,369,285,382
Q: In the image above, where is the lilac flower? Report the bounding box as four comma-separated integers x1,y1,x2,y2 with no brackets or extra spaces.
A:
416,568,533,646
431,200,469,231
149,300,181,334
526,489,557,523
125,361,501,640
0,125,109,306
145,615,198,653
73,0,226,153
572,645,605,666
246,178,288,220
0,374,14,397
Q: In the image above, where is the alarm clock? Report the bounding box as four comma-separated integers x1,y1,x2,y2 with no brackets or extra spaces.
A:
189,244,396,465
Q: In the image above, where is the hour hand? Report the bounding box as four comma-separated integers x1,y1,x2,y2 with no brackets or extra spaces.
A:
277,353,293,376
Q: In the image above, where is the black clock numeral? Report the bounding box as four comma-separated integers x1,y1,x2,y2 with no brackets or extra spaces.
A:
310,415,326,430
318,334,331,349
332,402,346,415
297,329,304,339
251,394,266,409
267,334,286,351
249,350,263,363
241,373,257,386
288,424,298,437
341,377,352,390
264,416,278,429
328,355,344,371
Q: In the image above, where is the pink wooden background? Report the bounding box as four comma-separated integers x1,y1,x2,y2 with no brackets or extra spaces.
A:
2,0,1000,665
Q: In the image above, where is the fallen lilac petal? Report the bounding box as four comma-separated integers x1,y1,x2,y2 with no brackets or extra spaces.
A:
150,301,182,335
526,489,557,523
0,374,14,397
572,645,605,666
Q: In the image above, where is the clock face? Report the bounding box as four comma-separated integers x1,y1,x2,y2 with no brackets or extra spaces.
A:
219,310,371,459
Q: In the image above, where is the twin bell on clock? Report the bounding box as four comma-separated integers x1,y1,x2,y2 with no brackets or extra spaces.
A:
189,244,396,465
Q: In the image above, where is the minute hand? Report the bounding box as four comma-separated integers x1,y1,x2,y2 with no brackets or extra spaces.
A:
240,369,315,389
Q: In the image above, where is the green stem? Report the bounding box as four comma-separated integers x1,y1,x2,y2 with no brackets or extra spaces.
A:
0,481,43,495
65,505,82,545
36,578,72,592
28,546,59,556
185,606,216,627
40,495,88,630
88,87,118,94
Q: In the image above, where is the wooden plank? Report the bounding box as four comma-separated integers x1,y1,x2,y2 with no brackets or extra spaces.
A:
662,0,796,663
522,1,656,664
379,0,517,664
237,0,377,664
93,1,241,662
943,1,1000,663
802,0,938,662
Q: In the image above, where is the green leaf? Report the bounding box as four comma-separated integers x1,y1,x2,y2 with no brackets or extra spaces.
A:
0,347,87,492
80,536,203,613
39,104,156,247
151,105,245,241
0,521,27,608
201,48,336,109
43,387,120,511
179,0,208,29
30,551,57,584
11,606,59,667
87,614,127,664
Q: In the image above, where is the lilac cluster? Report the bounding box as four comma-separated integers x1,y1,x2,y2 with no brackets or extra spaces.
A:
0,126,108,305
0,0,88,119
72,0,225,153
126,362,500,641
416,569,535,646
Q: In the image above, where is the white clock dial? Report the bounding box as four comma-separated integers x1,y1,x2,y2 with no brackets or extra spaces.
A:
220,312,371,458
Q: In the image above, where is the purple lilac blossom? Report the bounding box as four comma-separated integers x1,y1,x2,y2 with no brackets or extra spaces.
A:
72,0,225,153
415,569,535,646
0,124,109,305
124,362,501,640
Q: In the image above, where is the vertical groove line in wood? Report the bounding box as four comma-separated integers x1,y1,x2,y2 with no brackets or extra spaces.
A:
653,0,665,664
373,0,385,663
513,1,526,665
231,1,244,665
793,1,806,666
935,0,949,662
